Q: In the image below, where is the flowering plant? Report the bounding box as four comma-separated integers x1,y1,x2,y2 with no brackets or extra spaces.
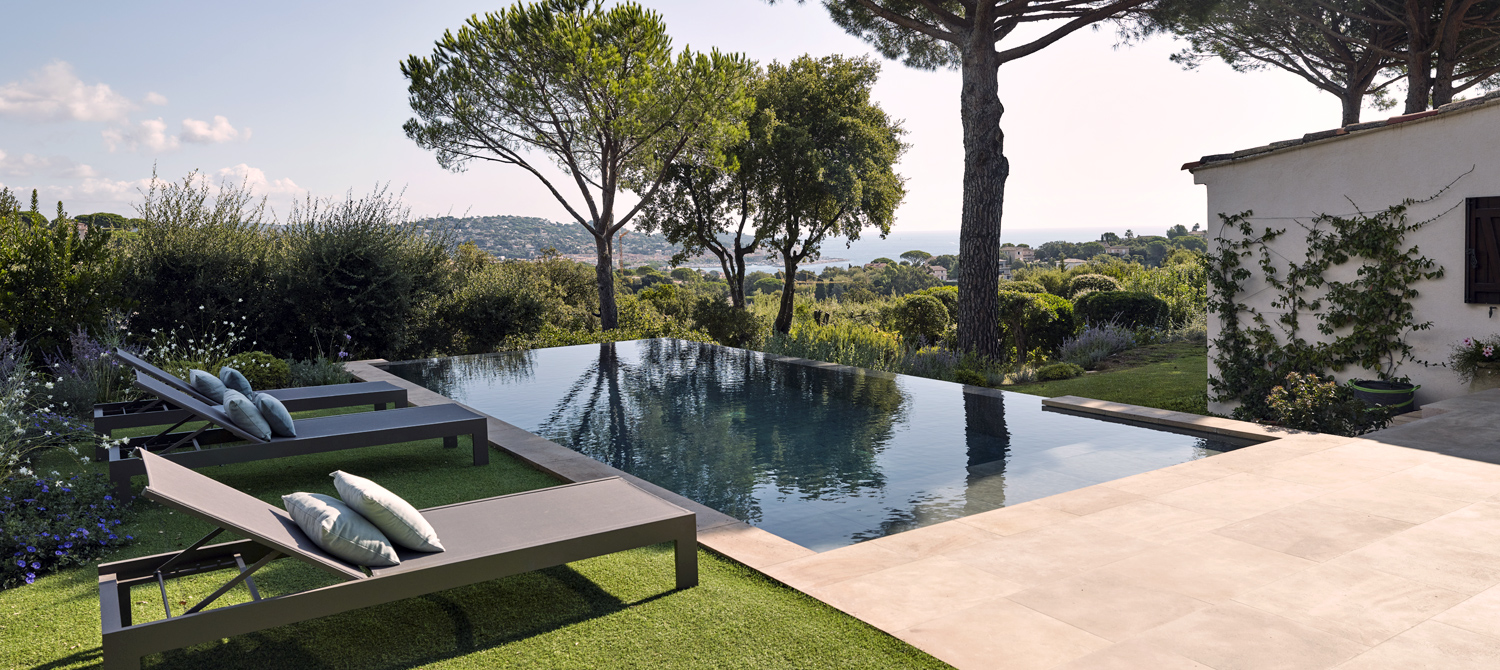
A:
1,473,133,588
1448,335,1500,385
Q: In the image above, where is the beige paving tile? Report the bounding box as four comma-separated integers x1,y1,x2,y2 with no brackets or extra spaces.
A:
1434,584,1500,639
1092,533,1316,603
759,540,908,590
1318,440,1440,472
697,522,813,569
1133,602,1367,670
1338,528,1500,595
1076,499,1229,543
1335,620,1500,670
1314,483,1472,525
954,501,1077,537
1100,467,1212,497
946,520,1156,587
1034,484,1142,516
808,556,1024,633
1007,569,1213,641
869,519,999,561
1235,558,1468,646
1369,462,1500,502
1154,472,1326,521
1411,502,1500,554
1213,501,1413,562
1253,452,1396,490
1207,441,1334,472
895,598,1110,670
1052,638,1213,670
1162,455,1245,481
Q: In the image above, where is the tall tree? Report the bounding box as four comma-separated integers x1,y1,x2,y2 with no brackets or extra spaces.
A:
1358,0,1500,111
754,55,906,333
402,0,755,328
775,0,1190,358
1150,0,1406,125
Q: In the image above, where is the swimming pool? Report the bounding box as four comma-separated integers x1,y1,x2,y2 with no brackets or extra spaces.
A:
383,339,1251,551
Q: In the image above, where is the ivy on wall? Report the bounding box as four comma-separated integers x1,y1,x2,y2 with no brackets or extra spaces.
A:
1206,192,1450,421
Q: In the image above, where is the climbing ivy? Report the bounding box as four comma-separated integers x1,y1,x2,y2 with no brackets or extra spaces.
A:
1206,193,1448,422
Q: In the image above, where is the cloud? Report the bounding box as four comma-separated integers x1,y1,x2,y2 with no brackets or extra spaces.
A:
217,164,300,194
181,115,249,144
0,149,98,178
102,118,180,153
144,92,168,106
0,61,137,123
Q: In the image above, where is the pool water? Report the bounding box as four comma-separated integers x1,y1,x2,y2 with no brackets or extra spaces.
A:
383,339,1250,551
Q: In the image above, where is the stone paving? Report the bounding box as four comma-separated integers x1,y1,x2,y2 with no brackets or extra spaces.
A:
348,359,1500,670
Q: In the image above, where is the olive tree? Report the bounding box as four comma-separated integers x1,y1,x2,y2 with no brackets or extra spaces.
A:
402,0,755,328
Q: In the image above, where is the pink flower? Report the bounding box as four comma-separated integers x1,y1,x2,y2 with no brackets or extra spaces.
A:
1486,345,1495,359
1465,338,1474,347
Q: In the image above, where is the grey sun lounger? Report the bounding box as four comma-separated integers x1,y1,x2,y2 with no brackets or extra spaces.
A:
99,450,697,670
108,372,487,498
94,349,407,444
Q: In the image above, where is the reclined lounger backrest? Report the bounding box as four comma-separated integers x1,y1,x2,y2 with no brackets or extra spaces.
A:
140,449,367,581
132,372,269,444
115,348,218,405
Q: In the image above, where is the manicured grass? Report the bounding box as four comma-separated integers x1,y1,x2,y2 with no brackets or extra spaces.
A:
2,408,948,670
1008,341,1210,414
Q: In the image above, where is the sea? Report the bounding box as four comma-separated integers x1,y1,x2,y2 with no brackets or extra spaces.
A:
699,226,1121,274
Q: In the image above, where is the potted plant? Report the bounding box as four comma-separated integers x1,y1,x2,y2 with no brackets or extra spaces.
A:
1448,335,1500,393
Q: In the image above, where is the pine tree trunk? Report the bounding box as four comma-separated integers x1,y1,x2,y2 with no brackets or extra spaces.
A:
1340,90,1363,126
955,41,1006,359
594,233,618,329
773,254,799,334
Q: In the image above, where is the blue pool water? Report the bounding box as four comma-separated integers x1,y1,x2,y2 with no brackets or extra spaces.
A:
382,339,1251,551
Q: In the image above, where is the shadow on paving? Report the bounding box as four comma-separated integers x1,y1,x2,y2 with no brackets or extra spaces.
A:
138,559,679,670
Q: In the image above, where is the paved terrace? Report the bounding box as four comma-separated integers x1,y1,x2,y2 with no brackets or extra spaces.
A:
348,358,1500,669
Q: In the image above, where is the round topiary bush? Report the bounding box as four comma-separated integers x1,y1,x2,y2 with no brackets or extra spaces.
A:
1074,290,1169,329
889,294,949,343
914,285,957,319
998,280,1046,294
1036,362,1086,381
219,351,292,390
996,291,1077,360
1068,273,1122,297
953,368,987,386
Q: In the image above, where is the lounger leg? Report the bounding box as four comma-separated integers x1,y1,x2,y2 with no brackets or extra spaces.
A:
675,537,698,589
443,435,458,449
111,466,134,501
374,402,386,411
100,644,141,670
472,431,489,466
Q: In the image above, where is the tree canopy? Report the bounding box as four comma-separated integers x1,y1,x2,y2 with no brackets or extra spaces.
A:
402,0,756,328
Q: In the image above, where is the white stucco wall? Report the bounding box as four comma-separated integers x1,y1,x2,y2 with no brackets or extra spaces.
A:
1193,100,1500,414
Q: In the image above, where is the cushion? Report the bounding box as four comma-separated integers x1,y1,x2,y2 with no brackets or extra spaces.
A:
219,366,257,400
256,394,296,437
220,389,272,441
188,369,228,404
332,471,445,552
282,492,400,567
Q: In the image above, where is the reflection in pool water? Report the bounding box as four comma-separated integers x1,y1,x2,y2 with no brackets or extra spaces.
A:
384,339,1249,551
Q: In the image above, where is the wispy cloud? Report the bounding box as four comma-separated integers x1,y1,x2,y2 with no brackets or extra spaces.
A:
182,115,250,144
0,149,97,178
102,118,180,153
217,164,299,194
0,62,139,123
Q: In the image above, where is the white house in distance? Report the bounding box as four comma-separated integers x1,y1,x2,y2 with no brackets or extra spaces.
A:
999,245,1034,263
1105,244,1131,256
929,265,948,281
1185,91,1500,412
1062,258,1088,270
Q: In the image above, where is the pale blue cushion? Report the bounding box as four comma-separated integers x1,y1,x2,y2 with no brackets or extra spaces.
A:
189,369,227,403
219,366,257,400
282,492,400,567
256,394,296,438
332,471,444,552
220,389,272,441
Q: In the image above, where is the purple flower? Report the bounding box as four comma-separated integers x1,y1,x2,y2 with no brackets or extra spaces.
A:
30,562,39,569
24,574,33,584
344,333,352,341
25,546,35,553
338,351,349,358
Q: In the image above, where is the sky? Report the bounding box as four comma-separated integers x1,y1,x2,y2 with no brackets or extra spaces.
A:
2,0,1386,239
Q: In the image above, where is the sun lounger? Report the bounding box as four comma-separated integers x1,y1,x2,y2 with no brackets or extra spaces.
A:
98,450,697,670
108,373,487,498
94,349,407,446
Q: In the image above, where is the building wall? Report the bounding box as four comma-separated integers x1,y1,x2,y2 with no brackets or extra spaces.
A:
1193,102,1500,414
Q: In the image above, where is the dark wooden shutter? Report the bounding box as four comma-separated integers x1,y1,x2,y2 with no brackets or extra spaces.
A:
1467,197,1500,304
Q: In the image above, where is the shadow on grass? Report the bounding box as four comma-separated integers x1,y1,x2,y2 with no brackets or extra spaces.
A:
139,557,681,670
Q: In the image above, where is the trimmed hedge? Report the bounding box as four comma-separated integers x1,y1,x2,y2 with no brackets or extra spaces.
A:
889,294,949,343
1074,290,1169,329
1068,273,1122,297
997,291,1076,360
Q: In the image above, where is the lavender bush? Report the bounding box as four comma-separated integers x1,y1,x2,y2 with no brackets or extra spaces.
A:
1058,322,1136,370
45,326,136,418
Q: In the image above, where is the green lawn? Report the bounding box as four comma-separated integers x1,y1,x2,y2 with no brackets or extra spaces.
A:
1,408,947,670
1008,341,1210,414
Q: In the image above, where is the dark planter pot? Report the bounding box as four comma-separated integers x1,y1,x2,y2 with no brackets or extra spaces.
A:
1348,379,1419,415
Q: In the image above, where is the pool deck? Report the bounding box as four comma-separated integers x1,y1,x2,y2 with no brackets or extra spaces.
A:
349,358,1500,670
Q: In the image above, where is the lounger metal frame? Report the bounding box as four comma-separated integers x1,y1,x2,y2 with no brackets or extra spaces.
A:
98,452,696,670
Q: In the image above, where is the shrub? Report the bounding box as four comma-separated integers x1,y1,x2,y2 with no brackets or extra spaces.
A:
998,280,1046,294
753,276,783,296
1057,322,1136,370
1121,262,1206,326
1,473,134,588
0,190,126,354
1074,290,1169,329
288,356,354,387
913,285,957,319
1036,362,1085,381
692,298,765,348
219,351,291,390
1068,273,1122,297
434,262,555,354
841,285,877,303
1265,372,1392,436
1448,334,1500,385
996,291,1077,362
637,283,696,320
889,294,949,343
43,327,136,418
953,368,987,386
764,321,903,370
